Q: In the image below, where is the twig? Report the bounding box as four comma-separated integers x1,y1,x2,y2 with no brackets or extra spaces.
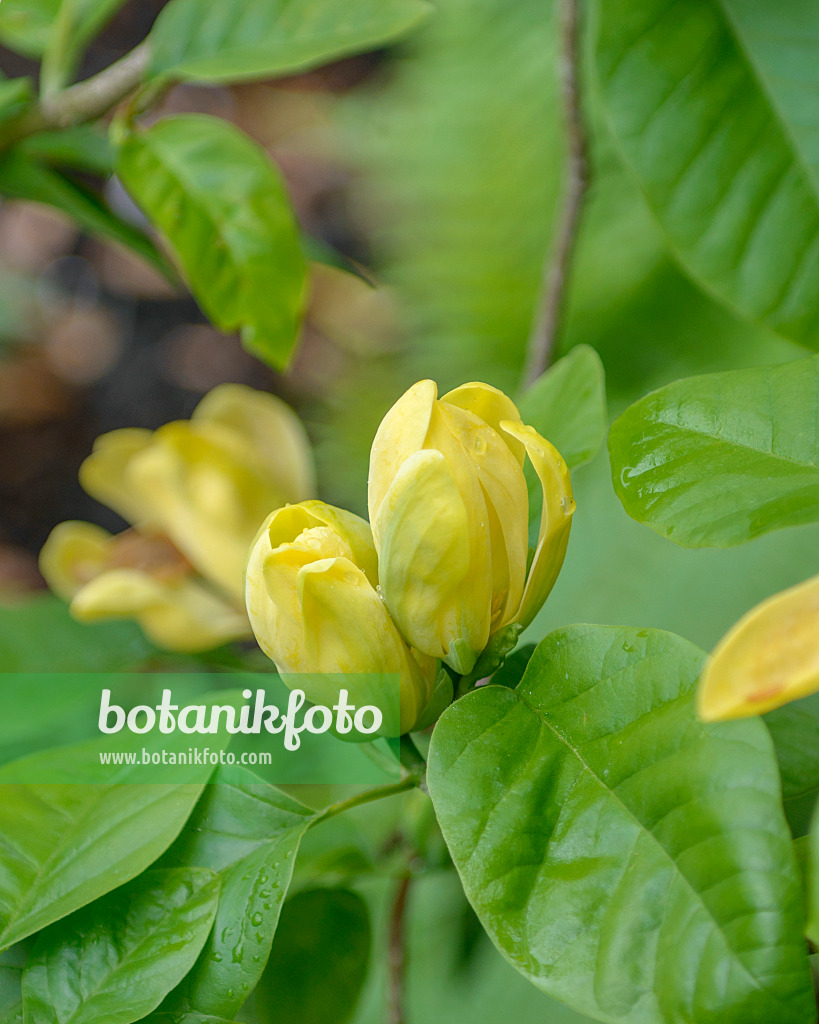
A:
388,873,412,1024
0,42,151,151
522,0,590,388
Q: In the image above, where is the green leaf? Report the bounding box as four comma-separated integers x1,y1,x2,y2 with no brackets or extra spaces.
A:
117,115,307,370
518,346,607,470
0,80,33,128
19,127,116,176
142,1016,239,1024
518,345,607,535
0,152,172,279
40,0,129,93
0,944,27,1024
249,889,370,1024
148,0,430,84
0,597,153,673
807,804,819,945
162,767,316,1017
0,743,212,949
22,869,219,1024
608,355,819,547
0,0,59,57
596,0,819,348
766,694,819,838
427,624,813,1024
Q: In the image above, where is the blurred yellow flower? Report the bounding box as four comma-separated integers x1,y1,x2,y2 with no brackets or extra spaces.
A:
698,573,819,721
246,500,436,733
40,384,315,652
368,380,574,673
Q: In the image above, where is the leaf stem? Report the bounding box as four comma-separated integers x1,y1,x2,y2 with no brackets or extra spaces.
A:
310,772,421,828
0,41,151,151
522,0,590,388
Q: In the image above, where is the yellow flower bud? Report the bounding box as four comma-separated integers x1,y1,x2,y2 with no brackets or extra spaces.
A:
368,380,574,673
698,573,819,721
246,501,436,734
40,384,315,651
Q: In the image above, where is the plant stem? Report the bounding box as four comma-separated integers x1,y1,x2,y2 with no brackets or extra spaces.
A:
388,873,412,1024
0,41,151,151
522,0,590,388
310,773,420,828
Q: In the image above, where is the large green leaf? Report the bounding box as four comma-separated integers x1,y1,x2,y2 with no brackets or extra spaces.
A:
117,115,307,370
249,889,370,1024
427,624,813,1024
596,0,819,348
608,356,819,546
0,739,213,949
766,694,819,838
22,869,219,1024
148,0,430,83
0,152,171,278
162,767,316,1017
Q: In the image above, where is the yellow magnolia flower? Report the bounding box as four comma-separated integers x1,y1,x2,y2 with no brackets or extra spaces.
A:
698,573,819,721
40,384,315,652
368,380,574,674
246,500,436,733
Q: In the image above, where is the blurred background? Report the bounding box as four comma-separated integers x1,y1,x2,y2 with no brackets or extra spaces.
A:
1,2,818,1021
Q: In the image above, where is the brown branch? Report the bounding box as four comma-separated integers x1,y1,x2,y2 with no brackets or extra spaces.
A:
0,42,151,150
388,873,412,1024
522,0,590,388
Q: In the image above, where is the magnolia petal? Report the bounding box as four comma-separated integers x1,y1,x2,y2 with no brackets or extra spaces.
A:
368,379,437,539
440,401,528,628
375,448,490,671
78,429,153,525
193,383,316,502
266,501,378,587
126,423,282,602
298,556,427,732
39,521,111,600
699,574,819,721
441,382,525,464
501,420,574,629
71,568,249,652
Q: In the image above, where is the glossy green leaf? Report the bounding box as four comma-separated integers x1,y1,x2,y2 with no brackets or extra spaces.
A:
518,346,607,470
0,0,59,57
0,742,211,949
609,356,819,547
148,0,430,83
0,152,171,279
596,0,819,348
162,767,316,1017
117,115,307,369
22,869,219,1024
250,889,370,1024
428,624,813,1024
